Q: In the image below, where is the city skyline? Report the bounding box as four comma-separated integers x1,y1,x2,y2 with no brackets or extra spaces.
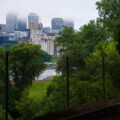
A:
0,0,98,30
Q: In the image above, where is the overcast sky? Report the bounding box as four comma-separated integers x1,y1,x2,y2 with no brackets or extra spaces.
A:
0,0,99,29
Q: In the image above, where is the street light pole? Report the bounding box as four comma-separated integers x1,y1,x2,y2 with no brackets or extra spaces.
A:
5,51,9,120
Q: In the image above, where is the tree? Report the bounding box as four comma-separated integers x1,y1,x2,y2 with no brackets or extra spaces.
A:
96,0,120,24
9,43,46,91
8,86,21,118
0,47,5,82
0,105,5,120
0,47,5,109
55,26,75,55
39,76,67,114
16,91,40,120
39,75,112,115
0,105,13,120
96,0,120,53
43,51,52,62
55,26,82,74
0,81,5,106
0,43,16,51
78,20,108,53
0,43,46,119
55,22,108,75
86,41,120,91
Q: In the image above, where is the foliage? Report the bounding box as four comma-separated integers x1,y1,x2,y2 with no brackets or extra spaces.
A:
70,80,103,106
1,2,120,119
0,105,13,120
55,26,75,55
0,48,5,112
17,41,120,119
0,43,16,51
16,91,40,120
0,43,46,119
0,105,5,120
42,24,120,115
0,43,46,91
96,0,120,25
96,0,120,52
43,51,52,62
8,86,21,118
40,76,67,114
0,81,5,105
86,41,120,90
9,43,46,91
55,22,108,75
0,47,5,82
78,20,108,53
39,75,114,115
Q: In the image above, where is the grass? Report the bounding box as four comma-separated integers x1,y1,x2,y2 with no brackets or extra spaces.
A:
28,80,52,100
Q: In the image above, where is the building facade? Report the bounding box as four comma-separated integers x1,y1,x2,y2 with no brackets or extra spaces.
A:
0,24,14,33
51,18,64,31
6,13,18,30
64,20,74,29
15,31,28,39
30,27,56,56
17,18,27,31
43,27,51,34
0,36,17,45
28,13,39,29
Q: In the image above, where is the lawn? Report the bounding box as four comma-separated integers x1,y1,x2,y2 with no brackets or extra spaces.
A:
28,80,52,100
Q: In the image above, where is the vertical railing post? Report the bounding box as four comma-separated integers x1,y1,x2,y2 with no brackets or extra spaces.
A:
102,56,106,99
66,57,69,109
5,51,9,120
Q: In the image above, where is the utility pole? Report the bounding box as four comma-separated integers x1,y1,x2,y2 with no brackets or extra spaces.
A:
5,51,9,120
66,57,69,109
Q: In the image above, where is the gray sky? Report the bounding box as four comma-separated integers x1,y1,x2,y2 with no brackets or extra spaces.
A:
0,0,99,29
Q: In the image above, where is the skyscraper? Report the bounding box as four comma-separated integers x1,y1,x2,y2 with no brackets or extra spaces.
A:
17,18,27,31
28,13,39,29
64,20,74,29
51,18,64,31
6,13,18,30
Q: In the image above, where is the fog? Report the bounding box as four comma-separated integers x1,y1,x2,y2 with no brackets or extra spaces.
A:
0,0,99,29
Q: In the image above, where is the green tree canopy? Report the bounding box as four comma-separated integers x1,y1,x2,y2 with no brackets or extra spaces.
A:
96,0,120,53
86,41,120,90
55,22,108,75
0,47,5,82
43,51,52,62
96,0,120,24
9,43,46,91
0,43,16,51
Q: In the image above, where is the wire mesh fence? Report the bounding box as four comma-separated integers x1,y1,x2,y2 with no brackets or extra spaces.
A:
0,52,120,120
